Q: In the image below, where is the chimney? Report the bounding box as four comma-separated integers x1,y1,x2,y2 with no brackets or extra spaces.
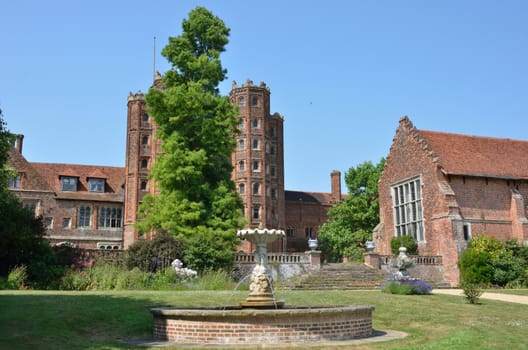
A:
14,134,24,154
331,170,342,202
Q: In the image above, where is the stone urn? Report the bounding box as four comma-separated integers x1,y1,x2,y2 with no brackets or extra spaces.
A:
308,238,319,251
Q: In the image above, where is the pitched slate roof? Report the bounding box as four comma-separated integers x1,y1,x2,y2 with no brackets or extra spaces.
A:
398,115,528,180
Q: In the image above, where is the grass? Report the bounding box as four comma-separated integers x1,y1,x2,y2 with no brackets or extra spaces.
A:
0,289,527,349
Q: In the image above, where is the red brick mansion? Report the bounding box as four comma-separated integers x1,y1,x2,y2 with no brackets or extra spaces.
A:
7,78,341,252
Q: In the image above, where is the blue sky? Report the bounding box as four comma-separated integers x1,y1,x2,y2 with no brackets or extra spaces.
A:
1,1,527,193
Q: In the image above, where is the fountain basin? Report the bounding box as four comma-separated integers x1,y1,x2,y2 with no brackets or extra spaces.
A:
151,305,374,345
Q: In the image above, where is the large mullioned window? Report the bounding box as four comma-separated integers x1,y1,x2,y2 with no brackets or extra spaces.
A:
392,177,424,242
99,207,123,228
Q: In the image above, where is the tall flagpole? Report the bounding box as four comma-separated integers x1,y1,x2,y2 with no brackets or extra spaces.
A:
153,36,156,81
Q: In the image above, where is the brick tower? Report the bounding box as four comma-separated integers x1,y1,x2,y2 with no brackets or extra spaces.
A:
123,74,163,248
229,80,285,251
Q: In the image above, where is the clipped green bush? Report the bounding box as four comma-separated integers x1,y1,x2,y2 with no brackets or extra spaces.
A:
390,235,418,255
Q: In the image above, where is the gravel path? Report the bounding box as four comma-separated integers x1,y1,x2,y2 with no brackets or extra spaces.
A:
433,289,528,305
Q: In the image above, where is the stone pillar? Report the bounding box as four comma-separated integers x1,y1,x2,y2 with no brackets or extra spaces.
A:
364,253,380,269
307,250,321,269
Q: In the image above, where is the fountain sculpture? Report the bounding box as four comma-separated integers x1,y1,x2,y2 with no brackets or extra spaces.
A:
237,227,285,308
149,226,376,346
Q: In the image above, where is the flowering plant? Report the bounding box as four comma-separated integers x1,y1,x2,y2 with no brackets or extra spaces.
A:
381,277,432,295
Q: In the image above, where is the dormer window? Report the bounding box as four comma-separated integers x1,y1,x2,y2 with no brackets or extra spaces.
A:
88,178,105,193
8,175,21,189
60,176,78,192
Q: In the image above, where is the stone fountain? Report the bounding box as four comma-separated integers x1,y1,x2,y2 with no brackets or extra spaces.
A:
237,227,285,308
149,226,377,346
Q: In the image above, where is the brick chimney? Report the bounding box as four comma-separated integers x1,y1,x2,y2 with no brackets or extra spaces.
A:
14,134,24,154
331,170,342,202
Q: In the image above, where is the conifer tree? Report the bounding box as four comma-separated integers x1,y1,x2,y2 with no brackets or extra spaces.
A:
137,7,245,271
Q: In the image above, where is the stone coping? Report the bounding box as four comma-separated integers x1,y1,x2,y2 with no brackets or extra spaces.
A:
151,304,375,318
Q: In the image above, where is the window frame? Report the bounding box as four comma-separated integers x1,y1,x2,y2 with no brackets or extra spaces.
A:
78,205,92,228
60,176,78,192
8,175,21,189
98,207,123,229
252,182,260,195
391,176,425,242
88,178,105,193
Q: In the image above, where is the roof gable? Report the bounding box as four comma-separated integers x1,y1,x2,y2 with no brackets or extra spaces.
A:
7,149,53,191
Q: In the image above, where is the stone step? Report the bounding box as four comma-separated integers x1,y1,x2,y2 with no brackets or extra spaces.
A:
282,263,389,290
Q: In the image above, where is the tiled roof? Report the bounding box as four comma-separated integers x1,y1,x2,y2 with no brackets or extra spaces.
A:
30,162,126,200
7,149,53,192
419,129,528,180
285,190,335,204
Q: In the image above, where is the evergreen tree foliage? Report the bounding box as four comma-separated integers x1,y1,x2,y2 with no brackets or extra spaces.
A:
0,108,15,188
136,7,245,271
0,109,60,287
319,158,385,262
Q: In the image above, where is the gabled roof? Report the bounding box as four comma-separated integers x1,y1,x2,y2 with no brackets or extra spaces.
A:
401,116,528,180
30,162,126,201
7,149,53,192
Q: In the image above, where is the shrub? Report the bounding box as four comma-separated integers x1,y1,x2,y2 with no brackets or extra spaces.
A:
183,229,235,272
459,235,528,287
459,280,483,304
390,235,418,255
125,230,184,272
458,248,494,285
7,265,28,290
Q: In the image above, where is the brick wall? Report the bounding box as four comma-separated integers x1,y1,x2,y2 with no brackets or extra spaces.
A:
152,306,374,344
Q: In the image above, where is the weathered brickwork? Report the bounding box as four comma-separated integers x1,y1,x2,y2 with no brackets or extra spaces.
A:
152,307,374,344
376,116,528,286
8,77,339,252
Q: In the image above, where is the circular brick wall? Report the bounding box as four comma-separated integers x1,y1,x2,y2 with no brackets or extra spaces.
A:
151,305,374,345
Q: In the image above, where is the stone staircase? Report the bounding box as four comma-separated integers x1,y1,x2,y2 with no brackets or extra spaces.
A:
281,263,389,290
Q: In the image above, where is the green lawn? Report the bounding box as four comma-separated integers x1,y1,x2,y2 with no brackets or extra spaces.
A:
0,289,527,349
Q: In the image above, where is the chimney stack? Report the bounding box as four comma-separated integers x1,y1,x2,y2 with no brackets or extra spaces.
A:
331,170,342,202
14,134,24,154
